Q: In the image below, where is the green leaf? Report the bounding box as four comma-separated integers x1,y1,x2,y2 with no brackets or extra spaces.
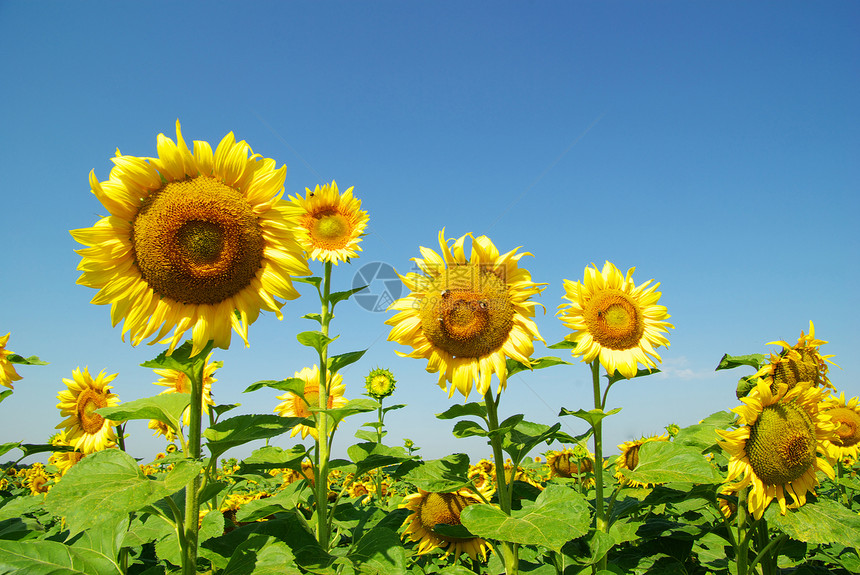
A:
354,429,380,442
213,403,241,418
328,350,367,374
348,526,406,574
236,481,311,523
451,420,489,439
302,313,323,324
736,375,758,399
0,540,122,575
243,378,305,394
620,441,722,485
435,403,487,421
559,407,622,427
382,403,407,415
204,414,306,461
765,499,860,547
6,354,48,366
328,285,368,308
672,411,736,451
0,391,12,405
347,443,410,477
296,331,336,354
140,341,210,382
505,356,570,377
460,484,590,551
293,276,322,288
96,393,190,432
399,454,471,492
220,535,301,575
0,442,20,458
69,515,128,563
606,367,660,386
547,340,576,350
315,399,379,428
502,420,561,463
17,442,71,457
715,353,767,372
238,445,307,473
163,459,203,492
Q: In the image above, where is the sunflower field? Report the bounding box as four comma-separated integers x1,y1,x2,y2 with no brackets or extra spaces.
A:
1,123,859,575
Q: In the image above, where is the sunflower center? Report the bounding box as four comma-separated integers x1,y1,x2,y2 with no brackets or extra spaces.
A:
827,407,860,447
131,176,264,305
369,375,393,396
746,402,816,485
419,492,473,542
309,210,351,249
77,389,108,434
772,354,817,392
624,444,642,471
551,452,592,478
418,265,515,358
584,290,644,351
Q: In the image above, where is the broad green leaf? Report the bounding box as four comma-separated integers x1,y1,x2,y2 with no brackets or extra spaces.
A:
296,331,336,353
220,535,301,575
0,391,12,405
6,354,48,366
606,367,660,386
213,403,241,418
620,441,722,485
559,407,622,427
348,526,406,574
121,514,173,548
347,443,410,477
460,484,590,551
502,420,561,463
0,540,121,575
140,341,210,382
163,459,203,492
69,515,128,563
436,403,487,421
239,445,307,473
0,442,20,459
765,499,860,547
452,420,488,438
96,393,190,432
236,481,310,523
399,454,471,492
328,285,368,307
0,496,42,522
715,353,766,371
204,415,306,461
314,399,379,428
243,378,305,394
328,350,367,374
354,429,380,442
673,411,736,451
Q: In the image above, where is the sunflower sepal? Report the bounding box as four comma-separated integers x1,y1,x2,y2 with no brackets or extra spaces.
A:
559,407,623,427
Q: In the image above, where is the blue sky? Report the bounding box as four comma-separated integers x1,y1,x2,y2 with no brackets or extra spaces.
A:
1,1,857,464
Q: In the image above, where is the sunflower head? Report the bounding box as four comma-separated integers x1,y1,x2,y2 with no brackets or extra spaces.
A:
614,435,669,487
273,365,348,439
756,321,836,392
55,367,120,454
71,121,311,356
287,181,368,264
547,446,595,486
401,488,492,562
558,261,673,379
387,230,546,399
0,333,23,390
365,367,396,400
821,392,860,462
48,430,85,476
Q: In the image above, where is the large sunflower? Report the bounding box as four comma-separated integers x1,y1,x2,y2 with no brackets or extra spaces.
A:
70,121,311,356
716,378,836,519
0,332,23,389
401,488,492,562
287,181,368,264
558,261,673,379
387,230,546,399
614,434,669,487
56,367,120,454
151,352,219,429
820,392,860,463
754,321,836,392
273,365,348,439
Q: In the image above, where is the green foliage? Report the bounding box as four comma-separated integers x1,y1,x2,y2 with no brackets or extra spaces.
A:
204,414,306,460
715,352,767,371
5,354,48,366
327,349,367,374
96,392,190,432
296,330,337,354
619,441,723,485
766,499,860,547
140,341,209,381
242,378,305,394
559,406,623,426
0,540,122,575
398,453,471,492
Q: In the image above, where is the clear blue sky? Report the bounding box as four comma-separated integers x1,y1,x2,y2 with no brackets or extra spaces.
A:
1,1,857,463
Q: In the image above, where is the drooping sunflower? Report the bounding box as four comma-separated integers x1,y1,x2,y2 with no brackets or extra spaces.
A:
558,261,673,379
70,121,311,357
287,181,368,264
820,392,860,463
401,488,492,562
0,332,23,390
547,446,595,487
716,378,836,519
365,367,396,399
274,365,348,439
56,367,120,454
48,430,85,476
754,321,836,393
614,434,670,487
387,230,546,399
150,352,220,431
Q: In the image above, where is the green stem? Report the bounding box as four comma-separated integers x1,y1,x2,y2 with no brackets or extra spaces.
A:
484,387,518,574
374,401,384,500
115,424,126,452
750,531,787,575
735,487,750,575
315,261,334,550
589,360,608,573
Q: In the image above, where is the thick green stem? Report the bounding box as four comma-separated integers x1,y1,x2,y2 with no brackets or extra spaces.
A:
590,360,608,573
315,261,334,550
374,401,384,499
484,388,518,574
736,487,750,575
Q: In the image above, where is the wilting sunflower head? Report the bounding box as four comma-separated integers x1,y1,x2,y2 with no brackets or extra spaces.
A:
365,367,396,399
55,367,120,454
401,488,492,562
387,230,546,399
287,181,368,264
716,379,837,519
70,121,311,357
614,434,669,487
558,261,673,379
756,322,837,392
0,332,23,390
821,392,860,461
547,447,595,486
273,365,348,439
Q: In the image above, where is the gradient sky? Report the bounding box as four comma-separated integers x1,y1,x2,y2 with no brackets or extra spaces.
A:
1,1,858,464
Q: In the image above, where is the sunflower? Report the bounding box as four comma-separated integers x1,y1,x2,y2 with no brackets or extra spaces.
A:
467,465,497,499
387,230,546,399
547,446,595,487
820,392,860,463
274,365,348,439
401,488,492,562
347,480,373,504
0,333,23,390
558,261,673,379
150,352,219,431
24,465,51,496
56,367,120,454
716,379,836,519
754,321,836,393
614,434,670,487
48,431,85,476
148,419,177,442
287,181,368,264
70,121,311,357
365,367,396,399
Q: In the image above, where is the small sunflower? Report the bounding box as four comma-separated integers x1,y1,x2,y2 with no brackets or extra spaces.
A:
547,446,595,487
754,321,837,393
467,465,497,499
150,352,220,430
25,466,51,496
615,434,670,487
274,365,348,439
148,419,177,442
401,488,492,562
48,430,85,476
347,480,373,504
56,367,120,454
820,392,860,462
558,261,673,379
70,121,311,357
0,333,23,390
287,181,368,264
365,367,396,399
716,379,836,519
387,230,546,399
